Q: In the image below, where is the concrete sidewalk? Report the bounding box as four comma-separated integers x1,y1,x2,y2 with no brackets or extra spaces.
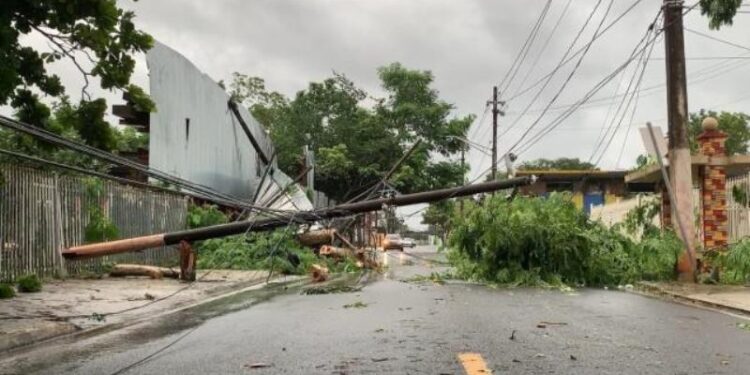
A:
637,281,750,316
0,270,296,352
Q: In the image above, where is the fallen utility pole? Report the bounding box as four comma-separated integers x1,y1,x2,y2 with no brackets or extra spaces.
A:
62,176,532,260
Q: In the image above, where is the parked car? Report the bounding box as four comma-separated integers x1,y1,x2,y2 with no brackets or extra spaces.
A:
401,237,416,248
383,234,404,251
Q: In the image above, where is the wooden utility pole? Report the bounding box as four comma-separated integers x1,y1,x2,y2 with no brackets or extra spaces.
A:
488,86,502,180
663,0,696,279
460,148,465,214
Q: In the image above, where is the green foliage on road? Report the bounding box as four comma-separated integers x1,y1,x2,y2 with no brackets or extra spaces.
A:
16,274,42,293
0,283,15,299
197,231,315,274
196,231,359,275
229,63,472,202
446,194,682,287
188,204,358,275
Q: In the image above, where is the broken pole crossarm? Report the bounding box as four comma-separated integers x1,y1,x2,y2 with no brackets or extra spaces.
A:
62,177,532,259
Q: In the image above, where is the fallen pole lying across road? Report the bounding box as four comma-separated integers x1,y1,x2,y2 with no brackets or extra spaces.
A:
62,176,533,260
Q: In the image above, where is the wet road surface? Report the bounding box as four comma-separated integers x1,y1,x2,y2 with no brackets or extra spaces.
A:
3,245,750,374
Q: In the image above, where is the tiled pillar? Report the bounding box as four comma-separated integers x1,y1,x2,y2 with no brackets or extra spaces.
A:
696,117,728,252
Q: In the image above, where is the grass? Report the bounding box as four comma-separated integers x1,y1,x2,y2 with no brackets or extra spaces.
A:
0,283,15,299
16,274,42,293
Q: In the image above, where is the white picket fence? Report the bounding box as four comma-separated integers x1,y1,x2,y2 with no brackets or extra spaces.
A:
0,164,189,281
727,173,750,242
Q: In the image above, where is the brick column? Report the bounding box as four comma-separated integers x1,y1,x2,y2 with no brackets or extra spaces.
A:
696,117,728,252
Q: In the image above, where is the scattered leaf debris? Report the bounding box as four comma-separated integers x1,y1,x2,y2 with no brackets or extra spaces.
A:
244,362,271,369
302,284,362,295
343,301,368,309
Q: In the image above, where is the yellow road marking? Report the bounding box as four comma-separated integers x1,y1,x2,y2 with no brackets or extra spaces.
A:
458,352,492,374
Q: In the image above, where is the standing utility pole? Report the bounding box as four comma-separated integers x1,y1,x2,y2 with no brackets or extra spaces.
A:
663,0,696,279
487,86,505,180
460,148,465,214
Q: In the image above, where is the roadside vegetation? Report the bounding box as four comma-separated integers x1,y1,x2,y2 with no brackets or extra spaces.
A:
446,194,683,287
16,274,43,293
188,204,358,275
0,283,15,299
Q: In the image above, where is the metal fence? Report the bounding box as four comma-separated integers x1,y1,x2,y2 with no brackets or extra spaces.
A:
728,173,750,243
0,164,188,281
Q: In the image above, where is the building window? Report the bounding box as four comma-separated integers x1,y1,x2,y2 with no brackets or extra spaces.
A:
185,118,190,140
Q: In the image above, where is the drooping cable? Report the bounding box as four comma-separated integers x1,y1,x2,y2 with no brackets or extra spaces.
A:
503,0,615,155
497,0,553,95
503,0,646,103
497,0,606,142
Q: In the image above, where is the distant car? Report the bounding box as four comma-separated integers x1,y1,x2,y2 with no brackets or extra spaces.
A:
383,234,404,251
401,238,416,248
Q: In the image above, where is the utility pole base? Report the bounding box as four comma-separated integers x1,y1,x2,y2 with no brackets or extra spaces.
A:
179,240,196,282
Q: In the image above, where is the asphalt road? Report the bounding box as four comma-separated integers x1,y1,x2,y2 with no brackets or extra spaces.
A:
4,245,750,374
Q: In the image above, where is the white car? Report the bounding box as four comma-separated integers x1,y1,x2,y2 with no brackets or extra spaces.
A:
401,238,416,248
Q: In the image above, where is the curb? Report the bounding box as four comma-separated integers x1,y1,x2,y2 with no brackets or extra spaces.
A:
2,274,307,356
632,282,750,318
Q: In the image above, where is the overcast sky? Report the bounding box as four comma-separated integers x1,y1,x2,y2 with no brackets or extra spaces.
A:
10,0,750,229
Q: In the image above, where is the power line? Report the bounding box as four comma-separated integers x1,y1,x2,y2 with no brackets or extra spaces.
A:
504,51,750,117
512,17,664,158
0,148,183,195
684,27,750,53
588,17,659,165
504,0,615,156
497,0,553,94
0,115,286,215
594,21,659,167
497,0,606,142
503,0,646,103
510,0,574,99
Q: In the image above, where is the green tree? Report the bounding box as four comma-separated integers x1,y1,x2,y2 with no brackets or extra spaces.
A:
634,154,656,170
699,0,744,30
688,110,750,156
421,200,456,242
2,0,153,149
518,157,597,171
230,64,472,202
